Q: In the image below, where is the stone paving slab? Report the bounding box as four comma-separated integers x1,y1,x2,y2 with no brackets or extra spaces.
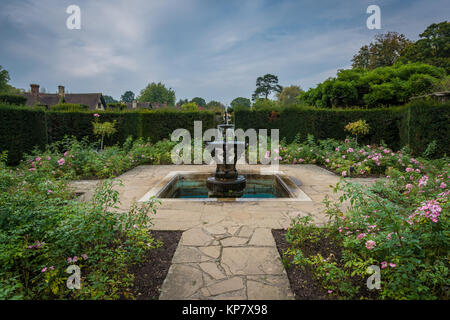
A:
159,226,294,300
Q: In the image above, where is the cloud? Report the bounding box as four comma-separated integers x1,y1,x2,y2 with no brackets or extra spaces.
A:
0,0,448,101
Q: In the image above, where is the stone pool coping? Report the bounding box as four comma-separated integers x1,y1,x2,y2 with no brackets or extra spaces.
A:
138,169,312,202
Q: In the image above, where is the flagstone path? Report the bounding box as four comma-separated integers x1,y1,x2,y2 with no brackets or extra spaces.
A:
70,164,377,300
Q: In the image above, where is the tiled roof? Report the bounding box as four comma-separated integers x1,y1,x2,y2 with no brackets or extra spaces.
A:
22,93,105,109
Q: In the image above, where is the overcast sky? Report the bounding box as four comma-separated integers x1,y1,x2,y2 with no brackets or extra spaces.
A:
0,0,448,103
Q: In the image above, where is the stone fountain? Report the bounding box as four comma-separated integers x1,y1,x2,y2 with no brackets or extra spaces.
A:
206,110,246,197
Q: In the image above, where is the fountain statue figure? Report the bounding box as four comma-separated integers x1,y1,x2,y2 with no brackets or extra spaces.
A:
206,107,246,197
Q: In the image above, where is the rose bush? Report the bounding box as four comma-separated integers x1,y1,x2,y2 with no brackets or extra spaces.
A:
21,136,176,179
0,155,161,299
284,157,449,299
279,135,427,177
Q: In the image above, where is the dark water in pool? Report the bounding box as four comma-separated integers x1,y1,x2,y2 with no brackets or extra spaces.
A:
165,175,289,198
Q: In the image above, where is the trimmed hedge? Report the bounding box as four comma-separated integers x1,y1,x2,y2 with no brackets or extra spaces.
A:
0,105,216,165
235,101,450,156
399,100,450,156
0,105,47,164
50,103,89,112
0,94,27,105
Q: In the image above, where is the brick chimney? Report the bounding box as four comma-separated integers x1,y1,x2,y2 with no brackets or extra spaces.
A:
30,84,40,96
58,85,65,97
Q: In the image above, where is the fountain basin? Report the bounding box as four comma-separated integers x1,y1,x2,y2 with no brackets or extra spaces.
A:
138,170,313,202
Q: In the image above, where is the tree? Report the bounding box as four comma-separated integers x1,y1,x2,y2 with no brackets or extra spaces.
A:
138,82,176,106
181,102,198,111
120,91,135,103
190,97,206,107
352,32,412,70
252,74,283,101
230,97,251,109
252,98,278,110
103,95,117,104
277,85,303,106
351,45,371,69
176,99,189,108
300,63,445,108
0,66,11,93
0,66,23,94
398,21,450,73
206,100,224,112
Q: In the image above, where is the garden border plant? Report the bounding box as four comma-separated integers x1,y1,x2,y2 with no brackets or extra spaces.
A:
280,156,449,299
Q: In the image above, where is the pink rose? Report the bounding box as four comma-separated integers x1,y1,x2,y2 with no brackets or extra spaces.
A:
365,240,376,250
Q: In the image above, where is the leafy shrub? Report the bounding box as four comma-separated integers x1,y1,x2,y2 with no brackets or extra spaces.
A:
0,94,27,105
22,136,177,179
181,102,199,111
92,114,117,150
344,120,370,143
107,102,128,110
252,99,278,110
284,158,449,299
50,103,89,112
300,63,446,108
0,163,160,299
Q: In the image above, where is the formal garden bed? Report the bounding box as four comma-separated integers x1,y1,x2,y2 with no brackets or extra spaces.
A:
0,107,448,299
274,157,448,300
126,230,182,300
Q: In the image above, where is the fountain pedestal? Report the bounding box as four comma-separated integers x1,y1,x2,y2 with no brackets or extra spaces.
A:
206,124,246,198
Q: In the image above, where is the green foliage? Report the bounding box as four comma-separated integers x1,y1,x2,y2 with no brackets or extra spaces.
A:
345,120,370,142
92,118,117,150
0,105,215,165
235,100,449,157
284,157,449,299
252,99,278,110
277,85,303,107
0,104,48,165
0,66,11,93
21,136,177,179
252,74,283,101
352,32,412,70
398,21,450,73
103,95,117,104
300,63,446,108
120,91,135,103
0,161,160,299
138,82,176,106
107,102,128,111
181,102,199,111
398,99,450,156
0,94,27,105
230,97,251,109
190,97,206,107
50,103,89,112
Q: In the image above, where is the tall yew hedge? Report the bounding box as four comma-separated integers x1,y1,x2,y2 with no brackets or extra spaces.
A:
1,100,448,165
0,105,47,164
235,100,449,156
0,105,216,165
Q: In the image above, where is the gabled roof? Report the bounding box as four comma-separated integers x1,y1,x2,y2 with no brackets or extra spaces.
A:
22,93,105,109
